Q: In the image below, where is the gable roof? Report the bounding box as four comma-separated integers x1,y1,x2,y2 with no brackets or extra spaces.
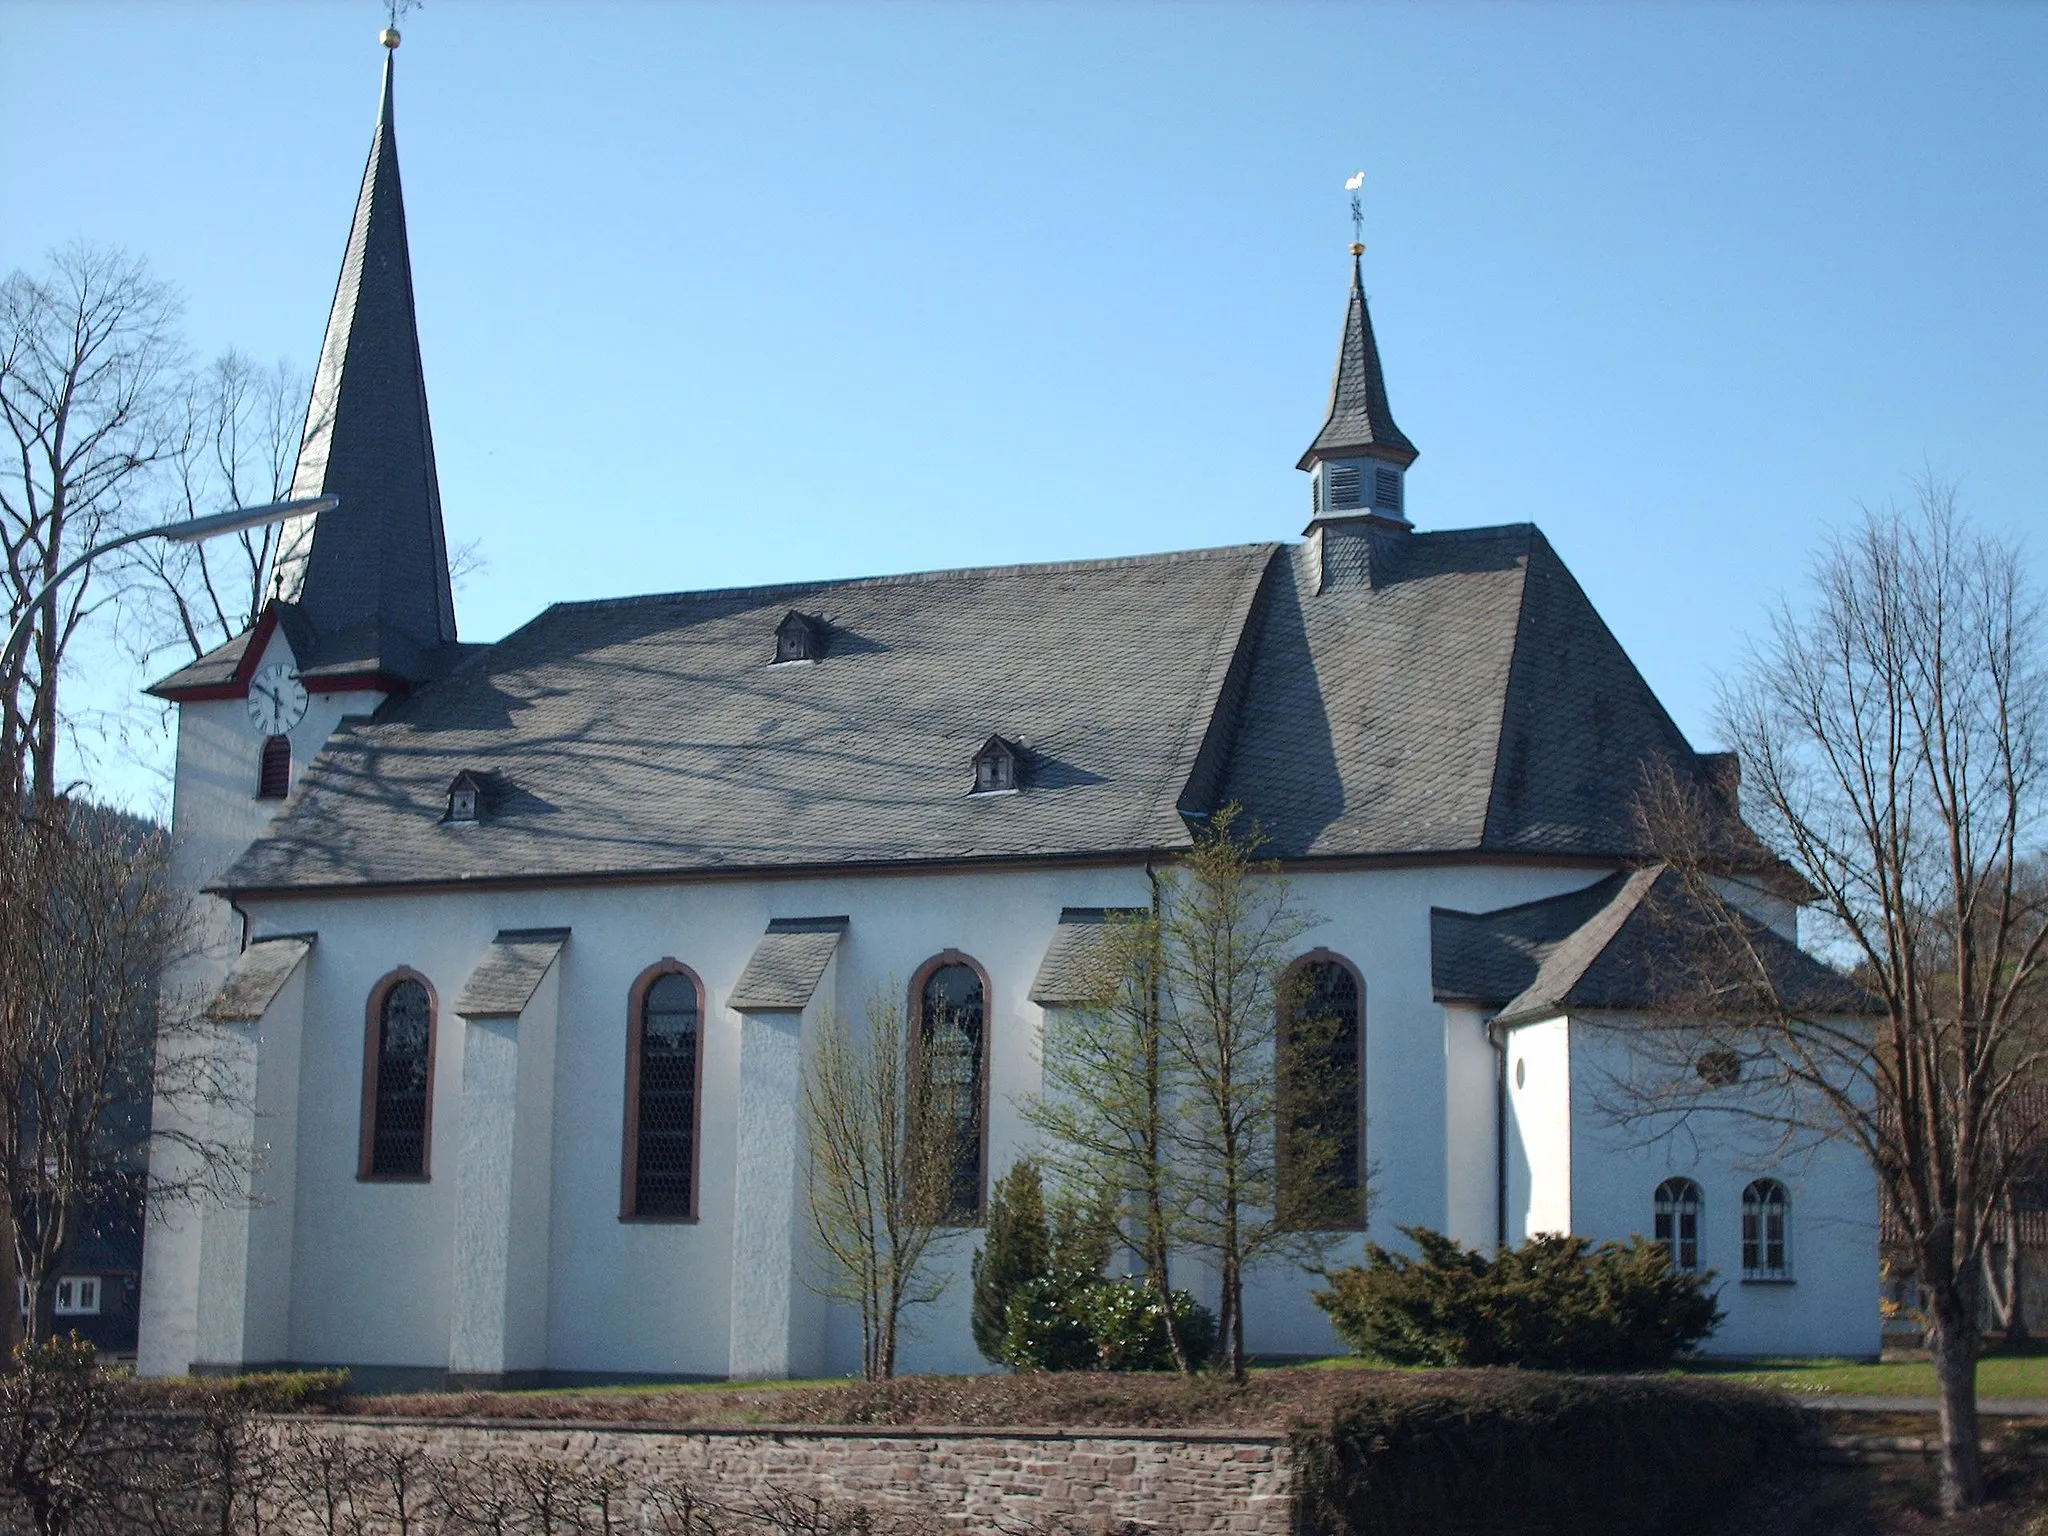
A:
1433,866,1874,1026
214,521,1750,896
216,545,1276,892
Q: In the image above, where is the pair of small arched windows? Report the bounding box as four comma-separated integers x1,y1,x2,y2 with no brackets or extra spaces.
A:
1654,1177,1791,1280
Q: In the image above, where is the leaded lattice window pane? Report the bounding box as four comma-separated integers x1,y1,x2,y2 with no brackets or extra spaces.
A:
1279,960,1364,1229
1742,1179,1789,1279
1655,1177,1702,1271
919,963,985,1221
370,979,431,1177
635,972,700,1217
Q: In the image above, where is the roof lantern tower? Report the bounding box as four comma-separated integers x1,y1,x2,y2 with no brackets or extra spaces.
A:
263,25,457,686
1299,172,1416,532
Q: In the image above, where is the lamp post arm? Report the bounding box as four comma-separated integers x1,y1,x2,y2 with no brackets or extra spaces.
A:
0,495,336,691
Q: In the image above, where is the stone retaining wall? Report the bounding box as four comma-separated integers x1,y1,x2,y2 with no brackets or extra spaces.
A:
264,1417,1300,1534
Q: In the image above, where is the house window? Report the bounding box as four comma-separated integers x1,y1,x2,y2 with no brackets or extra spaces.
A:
1742,1178,1790,1280
1655,1178,1703,1271
1278,954,1365,1229
257,735,292,799
54,1277,100,1316
1327,464,1363,509
623,964,703,1220
1373,467,1402,514
361,973,435,1180
913,957,988,1223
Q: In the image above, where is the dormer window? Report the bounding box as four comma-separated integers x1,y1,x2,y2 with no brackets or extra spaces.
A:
970,735,1021,796
774,611,827,665
445,771,483,824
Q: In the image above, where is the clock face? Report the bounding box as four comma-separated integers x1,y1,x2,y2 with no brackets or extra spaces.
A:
246,662,309,736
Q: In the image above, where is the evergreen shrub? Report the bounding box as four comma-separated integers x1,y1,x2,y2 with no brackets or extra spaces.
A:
1313,1226,1723,1370
999,1273,1218,1373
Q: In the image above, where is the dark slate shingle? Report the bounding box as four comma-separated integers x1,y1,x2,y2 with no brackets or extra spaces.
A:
729,918,849,1011
454,928,569,1018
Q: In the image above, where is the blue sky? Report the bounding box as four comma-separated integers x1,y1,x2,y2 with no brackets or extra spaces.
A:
3,2,2044,813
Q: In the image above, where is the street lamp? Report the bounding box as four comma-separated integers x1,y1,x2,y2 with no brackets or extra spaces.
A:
0,496,338,671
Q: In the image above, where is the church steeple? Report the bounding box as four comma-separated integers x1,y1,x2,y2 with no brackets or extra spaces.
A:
1299,247,1417,529
265,32,457,684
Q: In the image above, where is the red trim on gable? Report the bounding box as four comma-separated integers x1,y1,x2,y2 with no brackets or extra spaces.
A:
149,605,407,703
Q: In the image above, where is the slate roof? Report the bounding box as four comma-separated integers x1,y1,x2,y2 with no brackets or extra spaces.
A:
257,49,457,686
1029,908,1148,1005
1298,255,1418,470
205,935,315,1021
216,545,1275,891
454,928,569,1018
1432,867,1873,1026
729,918,849,1011
1215,524,1716,860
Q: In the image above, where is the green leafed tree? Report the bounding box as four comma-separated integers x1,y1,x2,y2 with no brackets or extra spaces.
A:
970,1158,1050,1363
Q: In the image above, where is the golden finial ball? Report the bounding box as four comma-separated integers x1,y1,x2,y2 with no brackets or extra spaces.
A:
381,26,401,48
1350,242,1366,257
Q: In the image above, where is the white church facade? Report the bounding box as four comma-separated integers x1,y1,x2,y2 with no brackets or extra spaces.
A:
138,44,1878,1385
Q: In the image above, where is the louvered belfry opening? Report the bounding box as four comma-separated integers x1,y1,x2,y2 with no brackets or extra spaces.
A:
632,971,701,1217
368,978,432,1177
1278,958,1365,1230
257,735,292,799
917,962,986,1221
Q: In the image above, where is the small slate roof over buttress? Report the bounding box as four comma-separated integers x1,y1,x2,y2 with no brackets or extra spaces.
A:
1029,908,1149,1005
454,929,569,1018
216,522,1741,893
729,918,850,1011
206,935,316,1022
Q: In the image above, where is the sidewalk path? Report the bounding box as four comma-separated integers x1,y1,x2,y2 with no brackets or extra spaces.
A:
1795,1396,2048,1416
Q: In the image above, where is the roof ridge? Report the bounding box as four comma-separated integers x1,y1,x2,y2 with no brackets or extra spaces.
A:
532,542,1285,619
1497,865,1665,1023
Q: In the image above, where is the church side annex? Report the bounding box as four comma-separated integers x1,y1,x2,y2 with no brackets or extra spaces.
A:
137,39,1878,1385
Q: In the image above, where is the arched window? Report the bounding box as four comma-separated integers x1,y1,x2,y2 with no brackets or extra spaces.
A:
1742,1178,1790,1280
912,954,989,1224
360,972,435,1180
622,962,704,1220
1654,1178,1703,1271
1278,953,1365,1230
256,735,291,800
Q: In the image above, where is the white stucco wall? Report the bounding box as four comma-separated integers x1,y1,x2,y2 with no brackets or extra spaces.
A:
1442,1004,1498,1251
1503,1016,1574,1242
142,849,1630,1378
139,626,389,1378
1565,1018,1879,1359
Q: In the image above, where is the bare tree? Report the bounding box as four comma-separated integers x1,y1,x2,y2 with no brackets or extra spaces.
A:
0,803,241,1350
0,246,181,805
1631,484,2047,1514
801,991,963,1380
1156,805,1342,1382
128,352,305,667
1023,905,1196,1372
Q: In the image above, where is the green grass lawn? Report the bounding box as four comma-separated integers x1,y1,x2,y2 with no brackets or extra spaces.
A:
1684,1351,2048,1400
1298,1349,2048,1400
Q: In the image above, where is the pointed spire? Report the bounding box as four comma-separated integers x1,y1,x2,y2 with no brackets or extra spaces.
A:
267,37,457,683
1297,250,1417,472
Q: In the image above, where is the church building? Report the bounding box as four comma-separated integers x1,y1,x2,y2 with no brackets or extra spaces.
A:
138,42,1878,1384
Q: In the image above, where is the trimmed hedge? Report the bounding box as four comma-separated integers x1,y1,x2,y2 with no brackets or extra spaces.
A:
1293,1371,1799,1536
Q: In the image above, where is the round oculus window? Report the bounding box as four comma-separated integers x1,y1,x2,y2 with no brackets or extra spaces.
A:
1514,1058,1526,1089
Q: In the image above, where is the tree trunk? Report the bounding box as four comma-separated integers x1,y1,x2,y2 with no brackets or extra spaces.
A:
1928,1283,1987,1513
1145,1183,1191,1374
2002,1190,2029,1349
